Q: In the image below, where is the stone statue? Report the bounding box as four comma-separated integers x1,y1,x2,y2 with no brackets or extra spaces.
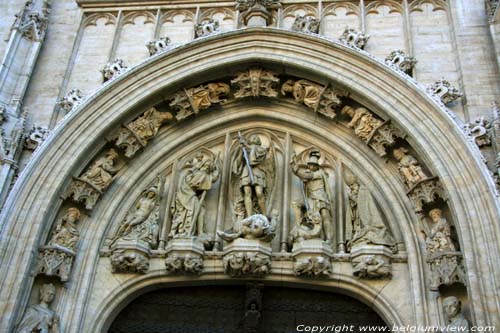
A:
341,106,383,142
112,186,160,246
281,79,322,109
352,255,391,279
443,296,469,332
423,208,456,254
218,211,278,242
170,152,220,238
290,149,333,243
127,108,173,143
348,184,395,250
232,133,274,218
47,207,81,250
80,149,120,192
393,147,428,188
16,284,60,333
288,202,323,245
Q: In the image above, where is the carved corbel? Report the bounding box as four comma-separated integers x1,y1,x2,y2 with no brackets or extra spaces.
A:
169,82,230,121
108,107,173,158
281,79,348,119
291,15,320,34
338,28,370,49
231,68,280,99
146,36,171,56
63,149,122,210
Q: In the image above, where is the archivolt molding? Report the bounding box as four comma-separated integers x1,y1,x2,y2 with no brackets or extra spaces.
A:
1,28,499,331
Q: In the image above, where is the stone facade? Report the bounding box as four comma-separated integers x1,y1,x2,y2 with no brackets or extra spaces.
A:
0,0,499,332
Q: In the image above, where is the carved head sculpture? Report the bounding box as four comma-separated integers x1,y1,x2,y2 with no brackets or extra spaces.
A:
64,207,81,224
281,80,294,95
392,147,409,161
307,149,321,170
248,134,262,146
428,208,443,222
40,283,56,304
443,296,461,319
106,149,119,161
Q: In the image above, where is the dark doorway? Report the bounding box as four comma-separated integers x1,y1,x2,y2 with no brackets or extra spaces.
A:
108,284,387,333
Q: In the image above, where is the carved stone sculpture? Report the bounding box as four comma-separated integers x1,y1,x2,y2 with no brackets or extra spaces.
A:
195,19,220,38
426,79,463,105
57,89,83,113
288,202,323,245
291,15,320,34
218,212,277,242
443,296,470,332
109,107,173,157
242,283,263,333
231,68,280,99
169,82,230,121
110,249,150,274
13,0,50,42
236,0,281,27
25,124,49,150
393,147,429,189
385,50,417,74
170,151,220,239
352,255,391,279
65,149,121,209
101,59,127,83
407,177,445,213
146,36,171,56
15,284,60,333
165,253,204,275
463,117,491,148
223,251,271,276
231,133,275,219
290,149,333,243
36,207,81,282
293,255,332,277
423,209,466,290
282,79,347,119
339,28,370,49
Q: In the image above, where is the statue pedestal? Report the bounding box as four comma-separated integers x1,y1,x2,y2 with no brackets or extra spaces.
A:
164,238,204,275
222,238,272,277
36,245,76,282
291,239,333,277
350,245,393,279
110,239,151,274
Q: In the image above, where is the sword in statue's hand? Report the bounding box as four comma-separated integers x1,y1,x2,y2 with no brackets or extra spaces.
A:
238,131,255,185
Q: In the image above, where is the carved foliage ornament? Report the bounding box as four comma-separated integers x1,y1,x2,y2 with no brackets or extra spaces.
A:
101,59,127,83
146,36,171,56
58,89,83,113
427,79,463,105
291,15,320,34
195,19,220,38
25,124,49,151
169,82,230,121
231,68,280,99
385,50,417,73
339,28,370,50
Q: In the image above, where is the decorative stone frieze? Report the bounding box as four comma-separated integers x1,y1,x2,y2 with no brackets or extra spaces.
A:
231,68,280,98
169,82,230,121
338,28,370,49
195,19,220,38
341,106,404,157
426,79,463,105
236,0,281,27
164,238,204,275
36,207,81,282
101,59,127,83
110,184,161,274
64,149,121,210
24,124,49,150
463,117,491,148
281,79,348,119
351,245,393,279
146,36,171,56
57,89,83,113
291,15,320,34
385,50,417,74
16,284,60,333
109,107,173,158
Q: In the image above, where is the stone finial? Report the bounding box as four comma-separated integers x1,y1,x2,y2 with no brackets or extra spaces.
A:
100,59,127,83
236,0,282,27
291,15,320,34
426,79,463,105
385,50,417,74
57,89,83,113
195,19,220,38
25,124,49,150
339,28,370,49
146,36,171,56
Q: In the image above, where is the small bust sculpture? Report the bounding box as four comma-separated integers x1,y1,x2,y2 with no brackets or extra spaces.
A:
16,283,60,333
443,296,469,332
